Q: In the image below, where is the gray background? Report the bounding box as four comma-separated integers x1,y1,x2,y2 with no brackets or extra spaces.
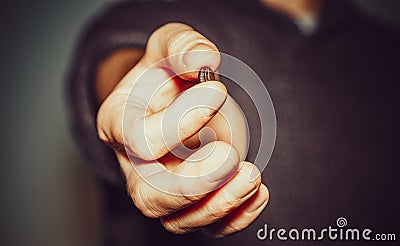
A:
0,1,399,245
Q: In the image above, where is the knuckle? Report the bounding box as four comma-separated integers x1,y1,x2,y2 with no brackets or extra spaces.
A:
160,219,177,233
203,202,222,220
160,219,188,234
218,189,241,214
203,196,237,221
177,183,203,202
141,209,160,219
128,181,160,218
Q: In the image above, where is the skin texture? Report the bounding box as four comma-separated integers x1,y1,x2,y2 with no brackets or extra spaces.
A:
96,23,268,237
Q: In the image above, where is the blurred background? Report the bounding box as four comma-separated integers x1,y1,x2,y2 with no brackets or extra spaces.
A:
0,1,399,245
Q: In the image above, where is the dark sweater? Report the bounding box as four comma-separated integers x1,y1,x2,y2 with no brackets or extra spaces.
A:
66,0,400,245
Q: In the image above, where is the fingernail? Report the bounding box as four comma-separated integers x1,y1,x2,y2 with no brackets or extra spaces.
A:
183,43,219,69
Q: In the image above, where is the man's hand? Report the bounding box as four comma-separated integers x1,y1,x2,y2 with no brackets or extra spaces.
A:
97,23,269,237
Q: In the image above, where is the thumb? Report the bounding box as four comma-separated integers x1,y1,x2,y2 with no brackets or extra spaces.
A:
138,22,220,80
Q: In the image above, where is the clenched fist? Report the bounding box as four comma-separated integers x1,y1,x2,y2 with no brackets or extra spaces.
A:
97,23,269,237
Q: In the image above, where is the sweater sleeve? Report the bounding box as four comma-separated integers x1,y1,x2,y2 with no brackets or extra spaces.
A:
65,2,153,187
